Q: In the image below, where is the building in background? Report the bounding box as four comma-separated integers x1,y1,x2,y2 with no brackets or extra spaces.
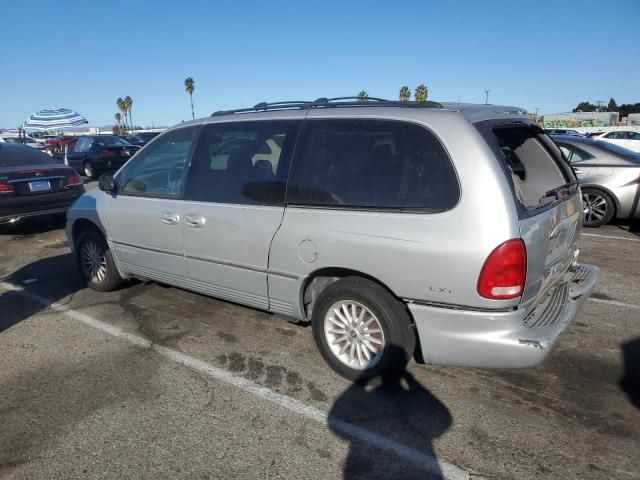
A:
543,111,619,129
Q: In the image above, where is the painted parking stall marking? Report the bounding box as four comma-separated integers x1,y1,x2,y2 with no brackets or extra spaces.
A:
0,281,471,480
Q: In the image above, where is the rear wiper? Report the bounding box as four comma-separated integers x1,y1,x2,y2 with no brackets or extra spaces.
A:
542,181,578,201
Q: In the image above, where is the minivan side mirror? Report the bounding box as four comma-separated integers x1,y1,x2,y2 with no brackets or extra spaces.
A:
98,173,115,193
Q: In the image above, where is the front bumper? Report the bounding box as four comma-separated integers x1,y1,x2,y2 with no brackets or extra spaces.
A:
409,263,599,368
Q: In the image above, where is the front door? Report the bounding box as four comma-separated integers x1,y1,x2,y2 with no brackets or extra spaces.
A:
181,119,302,310
106,127,197,288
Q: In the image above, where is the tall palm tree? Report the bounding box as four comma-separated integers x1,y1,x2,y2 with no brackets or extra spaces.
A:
357,90,369,102
399,86,411,102
116,98,128,131
124,96,133,131
415,84,428,102
114,113,121,135
184,77,195,119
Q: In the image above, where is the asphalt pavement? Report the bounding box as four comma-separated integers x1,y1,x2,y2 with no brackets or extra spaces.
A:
1,185,638,479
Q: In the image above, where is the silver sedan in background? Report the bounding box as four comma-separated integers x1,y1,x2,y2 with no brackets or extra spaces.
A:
551,134,640,227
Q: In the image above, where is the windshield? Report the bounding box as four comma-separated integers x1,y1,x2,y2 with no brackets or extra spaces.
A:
94,136,130,147
594,140,640,161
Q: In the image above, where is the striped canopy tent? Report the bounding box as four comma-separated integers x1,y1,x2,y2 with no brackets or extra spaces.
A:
23,107,88,132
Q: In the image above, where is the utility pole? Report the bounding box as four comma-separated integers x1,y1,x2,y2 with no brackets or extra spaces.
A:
485,89,491,105
595,100,604,112
535,107,540,118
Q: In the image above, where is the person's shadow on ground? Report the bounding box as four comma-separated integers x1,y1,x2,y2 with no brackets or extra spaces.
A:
328,346,452,479
620,338,640,409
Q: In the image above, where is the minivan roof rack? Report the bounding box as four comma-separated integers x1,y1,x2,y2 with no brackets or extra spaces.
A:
211,97,443,116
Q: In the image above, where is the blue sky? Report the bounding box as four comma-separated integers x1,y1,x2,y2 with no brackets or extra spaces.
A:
1,0,639,128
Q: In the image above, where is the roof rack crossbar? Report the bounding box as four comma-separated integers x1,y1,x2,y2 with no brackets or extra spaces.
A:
211,98,443,116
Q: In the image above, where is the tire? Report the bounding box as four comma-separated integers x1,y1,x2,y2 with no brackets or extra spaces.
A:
75,230,124,292
311,276,415,382
582,188,615,228
83,161,95,179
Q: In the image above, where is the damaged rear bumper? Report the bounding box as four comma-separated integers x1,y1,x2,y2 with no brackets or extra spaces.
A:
409,263,599,368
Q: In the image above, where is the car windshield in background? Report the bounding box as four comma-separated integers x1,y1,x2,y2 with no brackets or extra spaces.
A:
0,145,52,167
594,140,640,162
94,136,131,147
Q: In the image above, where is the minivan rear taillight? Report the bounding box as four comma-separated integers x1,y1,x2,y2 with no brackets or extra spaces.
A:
477,239,527,300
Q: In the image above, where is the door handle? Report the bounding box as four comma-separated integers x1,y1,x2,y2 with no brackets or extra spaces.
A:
185,213,206,228
574,168,583,175
160,211,180,225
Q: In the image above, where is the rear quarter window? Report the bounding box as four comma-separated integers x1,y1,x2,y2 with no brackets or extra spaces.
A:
287,119,459,212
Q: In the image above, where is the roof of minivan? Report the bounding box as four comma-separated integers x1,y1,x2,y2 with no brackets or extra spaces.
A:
173,101,529,130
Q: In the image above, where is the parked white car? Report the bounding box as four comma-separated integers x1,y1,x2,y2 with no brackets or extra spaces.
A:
592,130,640,153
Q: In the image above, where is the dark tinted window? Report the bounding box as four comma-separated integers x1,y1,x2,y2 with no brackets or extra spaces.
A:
0,144,52,167
184,121,300,205
287,119,459,211
118,127,196,198
93,136,130,147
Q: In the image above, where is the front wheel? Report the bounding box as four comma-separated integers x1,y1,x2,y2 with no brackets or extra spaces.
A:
75,230,124,291
582,188,615,228
311,277,415,382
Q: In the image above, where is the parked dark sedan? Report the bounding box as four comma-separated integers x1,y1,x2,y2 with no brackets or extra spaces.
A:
66,135,140,178
0,143,84,224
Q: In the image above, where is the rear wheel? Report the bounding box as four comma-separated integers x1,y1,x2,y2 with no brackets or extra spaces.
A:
311,277,415,382
83,161,95,179
75,230,124,291
582,188,615,228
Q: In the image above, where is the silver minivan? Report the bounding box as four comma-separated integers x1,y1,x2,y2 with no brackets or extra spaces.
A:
66,99,598,380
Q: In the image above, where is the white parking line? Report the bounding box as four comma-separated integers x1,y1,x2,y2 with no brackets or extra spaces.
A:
0,282,470,480
581,233,640,242
589,297,640,310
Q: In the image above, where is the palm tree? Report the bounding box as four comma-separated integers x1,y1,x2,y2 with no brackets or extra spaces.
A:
415,84,428,102
357,90,369,102
114,113,122,134
124,96,133,132
184,77,195,119
399,86,411,102
116,98,128,131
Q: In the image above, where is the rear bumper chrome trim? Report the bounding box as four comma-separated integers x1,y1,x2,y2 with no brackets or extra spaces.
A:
409,263,599,368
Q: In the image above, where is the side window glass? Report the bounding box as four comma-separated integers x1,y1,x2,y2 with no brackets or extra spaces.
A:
118,127,196,198
629,132,640,140
75,138,87,152
184,121,300,205
570,146,592,162
558,145,573,162
287,119,459,211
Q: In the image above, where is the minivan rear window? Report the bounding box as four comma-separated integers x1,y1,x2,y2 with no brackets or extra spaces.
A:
477,122,576,211
287,119,459,212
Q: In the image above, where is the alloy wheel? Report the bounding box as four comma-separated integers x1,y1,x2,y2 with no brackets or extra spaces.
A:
81,240,107,283
583,192,608,225
323,300,385,370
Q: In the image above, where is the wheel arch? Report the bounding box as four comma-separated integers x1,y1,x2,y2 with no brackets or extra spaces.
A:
300,267,408,321
581,184,620,217
71,218,105,247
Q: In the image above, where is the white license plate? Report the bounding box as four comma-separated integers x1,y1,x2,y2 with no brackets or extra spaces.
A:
28,180,51,192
